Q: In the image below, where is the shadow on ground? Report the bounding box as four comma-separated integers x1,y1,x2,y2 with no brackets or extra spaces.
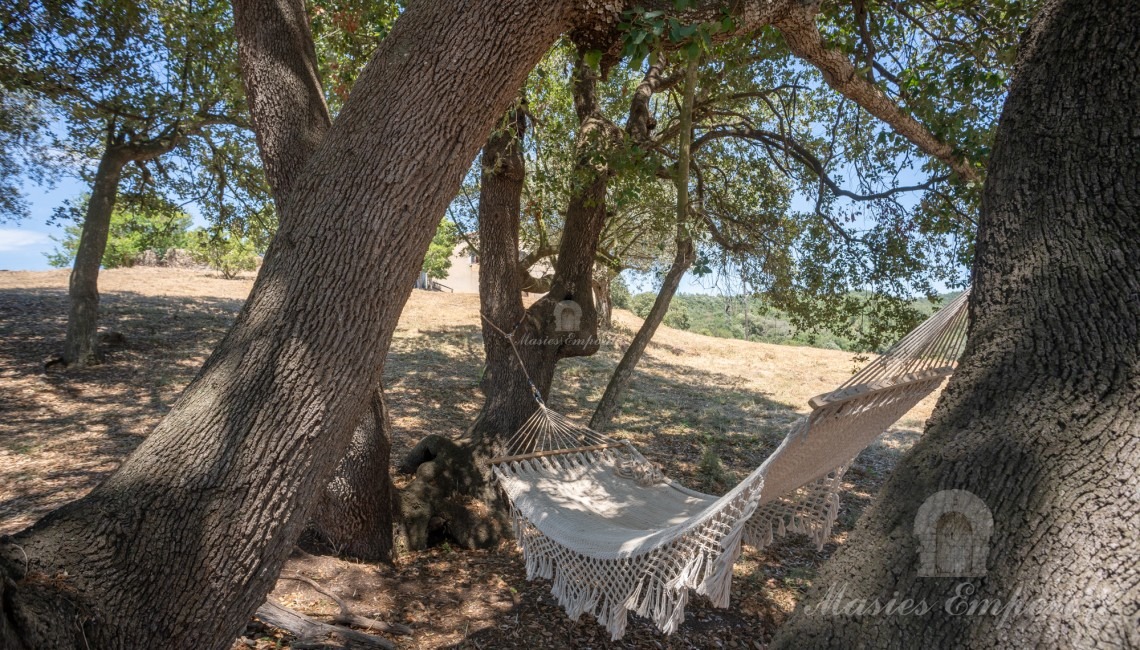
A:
1,285,919,649
0,287,246,533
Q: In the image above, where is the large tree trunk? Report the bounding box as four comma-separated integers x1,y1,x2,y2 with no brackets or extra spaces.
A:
309,391,396,561
591,57,699,432
233,0,397,562
232,0,331,202
62,144,127,367
397,104,530,550
773,1,1140,647
0,2,569,647
399,56,617,550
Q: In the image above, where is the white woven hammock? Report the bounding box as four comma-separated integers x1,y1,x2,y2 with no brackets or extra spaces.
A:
491,291,970,639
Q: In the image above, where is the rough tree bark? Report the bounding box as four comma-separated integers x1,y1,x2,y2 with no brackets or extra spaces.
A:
772,1,1140,646
593,271,613,328
311,391,396,561
62,143,128,367
233,0,396,562
590,57,699,432
232,0,331,201
396,104,531,550
399,57,619,549
0,1,570,647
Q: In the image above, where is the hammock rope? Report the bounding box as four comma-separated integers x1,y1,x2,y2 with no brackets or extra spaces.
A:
488,291,971,639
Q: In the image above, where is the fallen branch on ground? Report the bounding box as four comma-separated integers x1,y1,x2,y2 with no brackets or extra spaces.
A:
254,601,395,650
278,572,412,635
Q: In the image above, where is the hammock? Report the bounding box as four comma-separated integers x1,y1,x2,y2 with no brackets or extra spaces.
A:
490,291,970,639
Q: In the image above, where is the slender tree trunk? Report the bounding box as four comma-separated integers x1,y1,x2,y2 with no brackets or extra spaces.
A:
62,144,127,367
773,1,1140,646
591,58,699,432
233,0,397,562
591,231,693,431
593,272,613,328
399,56,618,549
0,2,569,647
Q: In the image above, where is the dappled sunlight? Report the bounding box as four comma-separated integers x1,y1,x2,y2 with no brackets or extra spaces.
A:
1,268,942,648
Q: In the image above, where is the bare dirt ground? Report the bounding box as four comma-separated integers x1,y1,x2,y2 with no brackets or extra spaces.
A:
0,267,943,649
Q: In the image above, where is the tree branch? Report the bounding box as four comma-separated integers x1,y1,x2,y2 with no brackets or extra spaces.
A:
774,4,981,183
695,126,949,202
277,573,412,636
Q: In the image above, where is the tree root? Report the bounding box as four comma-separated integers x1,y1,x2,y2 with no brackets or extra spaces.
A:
398,434,511,550
254,572,411,649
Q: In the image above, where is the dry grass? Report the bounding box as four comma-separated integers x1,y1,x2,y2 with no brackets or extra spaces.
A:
0,267,943,649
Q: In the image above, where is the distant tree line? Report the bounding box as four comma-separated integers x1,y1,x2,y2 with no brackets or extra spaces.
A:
619,287,962,352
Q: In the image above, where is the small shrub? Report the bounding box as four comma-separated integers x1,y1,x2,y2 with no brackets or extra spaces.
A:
610,275,632,309
631,293,655,318
422,219,458,280
188,228,259,279
698,446,730,487
664,306,690,330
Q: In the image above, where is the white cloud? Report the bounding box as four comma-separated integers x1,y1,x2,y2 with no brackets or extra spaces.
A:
0,228,51,252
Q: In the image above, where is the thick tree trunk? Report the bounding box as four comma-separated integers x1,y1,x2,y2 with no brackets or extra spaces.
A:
0,2,569,647
62,144,127,367
232,0,331,203
309,391,396,561
773,1,1140,647
399,57,617,549
398,105,530,550
591,58,699,432
233,0,397,562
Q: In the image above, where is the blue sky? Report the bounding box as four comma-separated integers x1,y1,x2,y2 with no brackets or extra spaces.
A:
0,173,940,297
0,176,85,271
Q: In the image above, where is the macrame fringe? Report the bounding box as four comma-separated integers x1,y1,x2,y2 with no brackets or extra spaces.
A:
498,455,849,640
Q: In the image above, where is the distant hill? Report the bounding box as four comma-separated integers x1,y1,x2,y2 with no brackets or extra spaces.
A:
622,291,964,353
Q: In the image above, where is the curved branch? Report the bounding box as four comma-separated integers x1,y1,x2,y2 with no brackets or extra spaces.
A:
774,5,981,183
694,126,949,202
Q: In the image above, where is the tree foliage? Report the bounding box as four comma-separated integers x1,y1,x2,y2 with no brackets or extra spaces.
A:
187,226,259,279
0,0,271,234
309,0,400,109
46,199,192,269
446,0,1037,352
421,218,458,279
